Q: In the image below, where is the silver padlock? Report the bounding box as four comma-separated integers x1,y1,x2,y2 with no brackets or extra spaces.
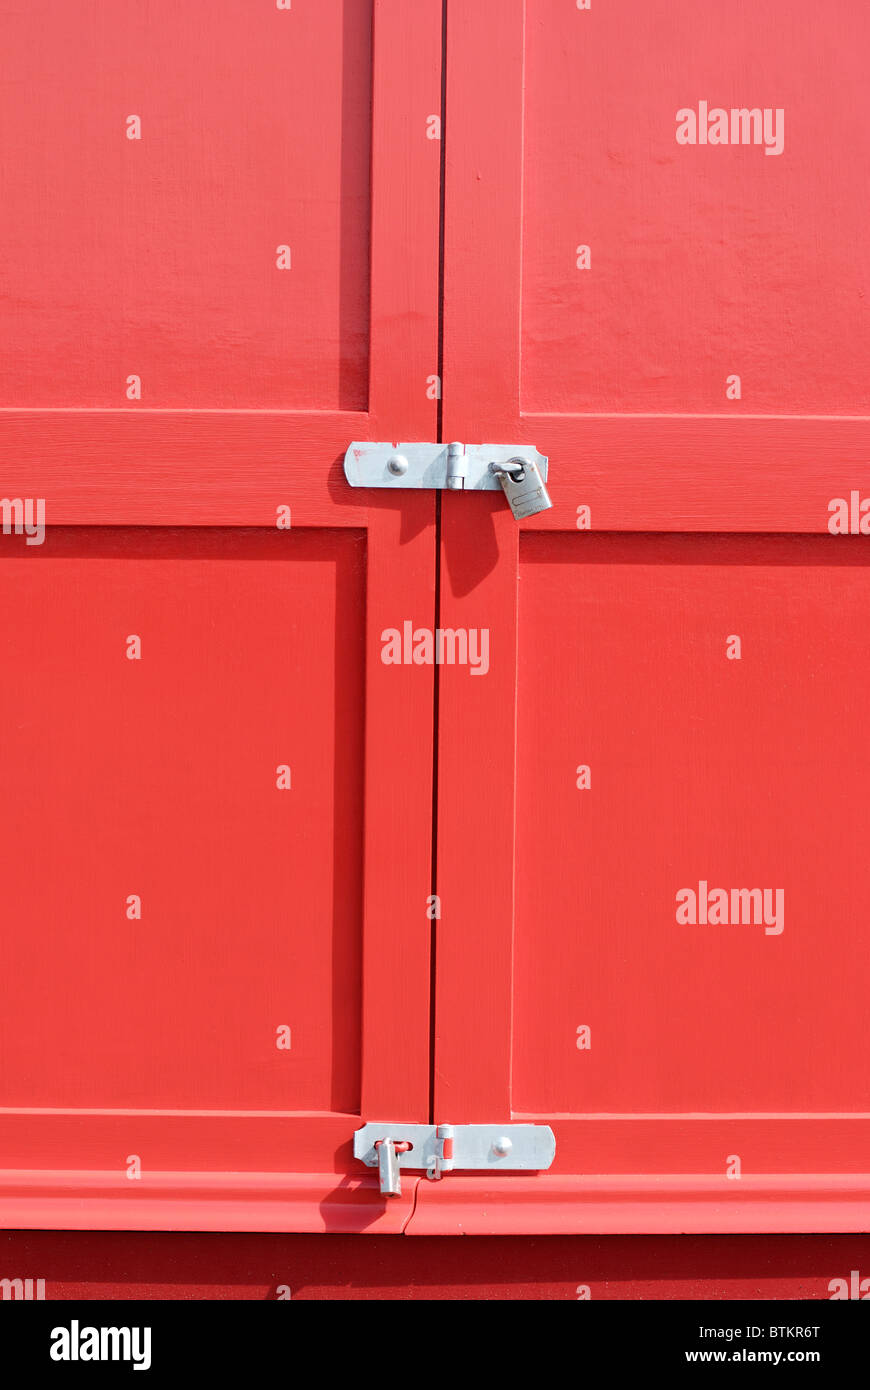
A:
490,457,553,521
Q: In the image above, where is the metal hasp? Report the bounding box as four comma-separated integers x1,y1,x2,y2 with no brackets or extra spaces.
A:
354,1122,557,1198
343,441,549,492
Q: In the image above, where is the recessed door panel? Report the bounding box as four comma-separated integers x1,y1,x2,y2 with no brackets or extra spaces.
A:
0,528,364,1114
513,533,870,1115
1,0,371,410
521,1,870,415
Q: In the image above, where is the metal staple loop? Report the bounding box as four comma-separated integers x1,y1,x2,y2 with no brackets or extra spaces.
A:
489,458,526,482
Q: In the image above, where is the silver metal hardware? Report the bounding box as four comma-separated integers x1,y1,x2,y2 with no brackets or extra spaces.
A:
344,442,549,494
374,1137,407,1197
489,455,553,520
445,440,467,490
354,1122,556,1196
489,458,527,478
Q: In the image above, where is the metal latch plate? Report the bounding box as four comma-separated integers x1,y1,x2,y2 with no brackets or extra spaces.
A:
344,442,548,491
353,1123,556,1173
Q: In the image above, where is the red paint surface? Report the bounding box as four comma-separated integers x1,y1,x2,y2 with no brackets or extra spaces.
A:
3,1231,870,1300
521,0,870,414
0,0,442,1230
1,528,366,1114
514,533,870,1116
2,0,869,1265
436,0,870,1233
0,1,372,409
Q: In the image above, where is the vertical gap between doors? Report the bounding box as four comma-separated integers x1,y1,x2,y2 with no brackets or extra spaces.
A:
428,0,448,1125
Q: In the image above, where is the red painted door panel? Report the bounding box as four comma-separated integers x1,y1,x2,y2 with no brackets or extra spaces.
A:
2,528,367,1115
0,0,442,1231
520,2,869,417
432,0,870,1233
513,534,870,1118
2,1,371,412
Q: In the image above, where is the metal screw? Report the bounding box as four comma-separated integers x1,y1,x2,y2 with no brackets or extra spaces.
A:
492,1135,513,1157
387,454,408,476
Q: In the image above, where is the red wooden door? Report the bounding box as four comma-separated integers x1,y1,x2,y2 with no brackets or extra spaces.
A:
0,0,442,1232
6,0,870,1246
428,0,870,1234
